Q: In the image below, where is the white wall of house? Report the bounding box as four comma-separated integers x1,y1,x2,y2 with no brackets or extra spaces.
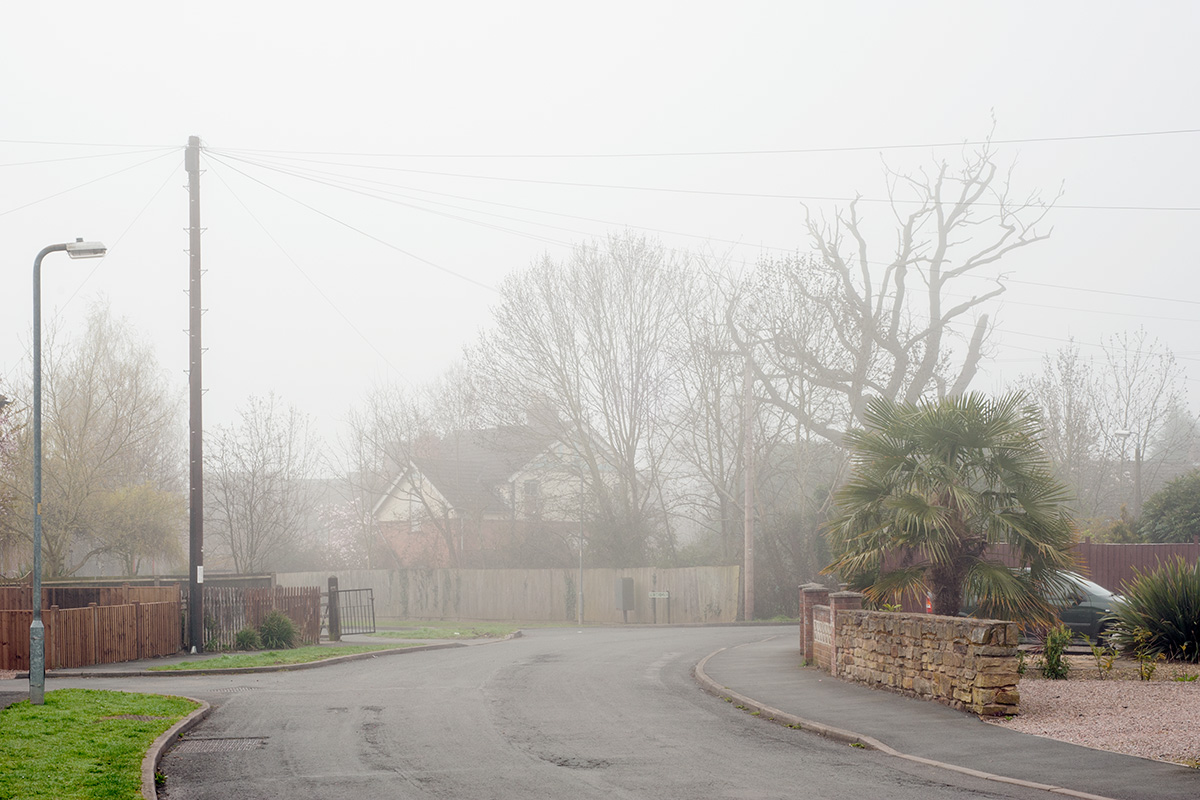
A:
374,468,457,526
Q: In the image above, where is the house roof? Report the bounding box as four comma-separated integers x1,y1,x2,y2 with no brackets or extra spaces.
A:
404,425,557,516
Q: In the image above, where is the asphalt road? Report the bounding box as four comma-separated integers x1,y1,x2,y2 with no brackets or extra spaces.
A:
35,627,1060,799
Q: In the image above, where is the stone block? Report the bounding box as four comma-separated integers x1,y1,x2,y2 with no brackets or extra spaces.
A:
971,645,1018,658
970,626,989,644
975,671,1019,688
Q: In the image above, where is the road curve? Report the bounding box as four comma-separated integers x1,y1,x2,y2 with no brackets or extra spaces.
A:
52,627,1055,800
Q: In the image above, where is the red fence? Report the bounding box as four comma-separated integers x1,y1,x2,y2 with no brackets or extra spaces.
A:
1073,540,1200,592
0,585,180,611
0,599,181,671
202,586,321,650
883,540,1200,610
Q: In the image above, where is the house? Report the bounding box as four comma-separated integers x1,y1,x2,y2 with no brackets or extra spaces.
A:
371,424,585,568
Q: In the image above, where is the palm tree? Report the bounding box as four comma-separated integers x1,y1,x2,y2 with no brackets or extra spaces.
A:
826,392,1077,622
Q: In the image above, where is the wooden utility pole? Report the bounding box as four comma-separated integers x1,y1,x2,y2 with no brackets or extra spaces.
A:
185,136,205,652
742,358,755,622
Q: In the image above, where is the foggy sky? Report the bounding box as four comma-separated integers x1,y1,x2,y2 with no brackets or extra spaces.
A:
2,1,1197,449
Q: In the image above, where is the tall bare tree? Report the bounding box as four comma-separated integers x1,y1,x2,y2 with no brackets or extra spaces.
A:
0,303,185,577
731,140,1057,443
470,233,689,567
206,394,324,573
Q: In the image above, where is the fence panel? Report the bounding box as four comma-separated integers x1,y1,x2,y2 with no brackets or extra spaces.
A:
0,596,182,670
47,606,98,669
1075,540,1200,592
139,601,182,658
276,566,741,624
0,609,31,669
202,586,321,649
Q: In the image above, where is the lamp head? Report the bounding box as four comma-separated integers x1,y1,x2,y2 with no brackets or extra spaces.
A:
65,238,106,259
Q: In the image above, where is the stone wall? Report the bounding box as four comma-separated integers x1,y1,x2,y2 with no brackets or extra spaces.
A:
835,610,1021,716
798,584,1021,717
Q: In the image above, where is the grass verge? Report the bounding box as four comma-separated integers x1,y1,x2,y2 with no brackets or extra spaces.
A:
0,688,199,800
148,644,408,671
369,622,518,640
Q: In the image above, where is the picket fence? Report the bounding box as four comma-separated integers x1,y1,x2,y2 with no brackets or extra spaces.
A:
200,586,321,650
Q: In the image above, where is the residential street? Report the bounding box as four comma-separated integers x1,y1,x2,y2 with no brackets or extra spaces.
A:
31,627,1061,800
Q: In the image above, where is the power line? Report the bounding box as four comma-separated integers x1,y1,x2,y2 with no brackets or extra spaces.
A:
204,157,415,384
208,150,606,251
215,148,1200,312
213,127,1200,159
0,138,177,148
206,149,1197,212
0,155,184,388
202,152,498,293
0,149,179,218
0,146,179,169
209,148,794,255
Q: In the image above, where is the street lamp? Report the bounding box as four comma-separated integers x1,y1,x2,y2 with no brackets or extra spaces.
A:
30,238,106,705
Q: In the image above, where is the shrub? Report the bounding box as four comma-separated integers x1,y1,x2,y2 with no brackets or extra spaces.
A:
235,627,262,650
258,610,298,649
1039,624,1072,679
1110,556,1200,663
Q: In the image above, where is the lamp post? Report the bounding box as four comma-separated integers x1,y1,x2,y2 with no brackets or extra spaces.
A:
30,238,106,705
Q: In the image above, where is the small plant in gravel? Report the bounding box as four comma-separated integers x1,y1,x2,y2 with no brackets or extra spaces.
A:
1039,624,1072,679
1086,636,1117,679
258,610,298,649
235,626,262,650
1131,627,1166,681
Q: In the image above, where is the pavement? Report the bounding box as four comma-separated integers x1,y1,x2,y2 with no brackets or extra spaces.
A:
696,632,1199,800
4,628,1198,800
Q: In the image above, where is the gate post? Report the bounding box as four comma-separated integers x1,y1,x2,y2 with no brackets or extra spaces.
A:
327,576,341,642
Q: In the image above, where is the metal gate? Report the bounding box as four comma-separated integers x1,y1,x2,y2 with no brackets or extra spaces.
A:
323,578,376,640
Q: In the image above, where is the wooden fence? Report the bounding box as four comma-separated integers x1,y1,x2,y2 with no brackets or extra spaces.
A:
0,584,180,611
201,586,321,650
883,539,1200,610
1073,539,1200,592
276,566,741,624
0,599,181,671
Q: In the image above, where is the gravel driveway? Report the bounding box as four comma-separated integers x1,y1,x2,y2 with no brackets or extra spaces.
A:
988,656,1200,767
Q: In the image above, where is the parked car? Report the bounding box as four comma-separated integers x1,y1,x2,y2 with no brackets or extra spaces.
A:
961,571,1122,641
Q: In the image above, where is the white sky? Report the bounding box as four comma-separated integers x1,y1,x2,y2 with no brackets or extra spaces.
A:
2,1,1198,453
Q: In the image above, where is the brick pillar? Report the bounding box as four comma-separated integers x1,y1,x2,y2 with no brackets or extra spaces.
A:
800,584,829,664
828,591,863,677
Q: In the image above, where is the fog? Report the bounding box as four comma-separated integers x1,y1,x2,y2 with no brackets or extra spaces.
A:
2,1,1197,446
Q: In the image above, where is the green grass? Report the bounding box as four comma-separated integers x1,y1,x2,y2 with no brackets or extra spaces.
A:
368,622,518,640
147,644,408,671
0,688,199,800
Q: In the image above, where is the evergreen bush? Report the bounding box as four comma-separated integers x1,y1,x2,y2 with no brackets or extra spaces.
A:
1110,557,1200,663
235,627,262,650
258,610,299,649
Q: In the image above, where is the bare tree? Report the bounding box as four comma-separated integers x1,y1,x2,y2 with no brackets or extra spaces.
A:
731,140,1057,443
1016,331,1194,524
338,378,462,568
0,302,185,577
1018,342,1111,517
470,233,690,567
206,394,324,573
1095,328,1191,518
